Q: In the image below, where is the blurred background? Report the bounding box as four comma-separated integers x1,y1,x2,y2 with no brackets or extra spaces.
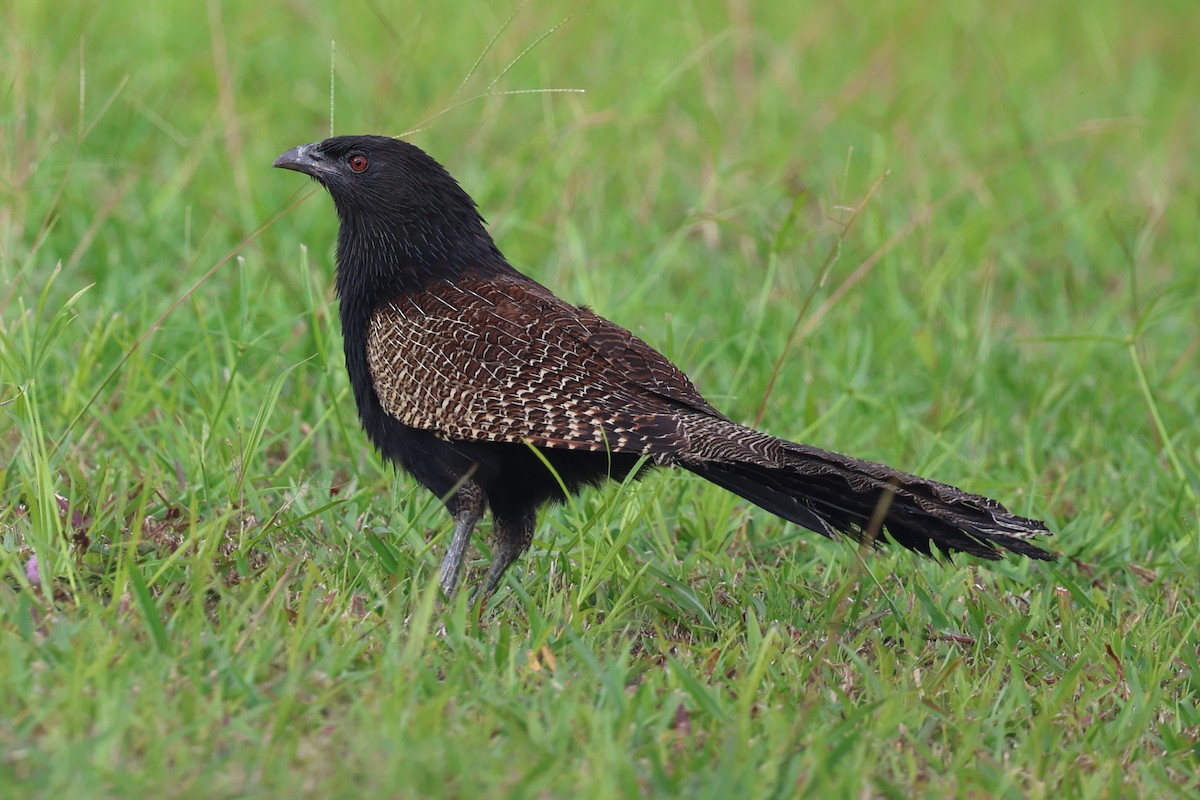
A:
5,0,1195,553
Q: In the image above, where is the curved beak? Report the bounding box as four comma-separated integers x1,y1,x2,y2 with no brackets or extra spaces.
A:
273,142,330,178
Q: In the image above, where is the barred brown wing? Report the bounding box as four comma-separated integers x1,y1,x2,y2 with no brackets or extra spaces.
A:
365,275,716,455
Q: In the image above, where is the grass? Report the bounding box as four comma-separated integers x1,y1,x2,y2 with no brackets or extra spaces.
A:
2,0,1198,796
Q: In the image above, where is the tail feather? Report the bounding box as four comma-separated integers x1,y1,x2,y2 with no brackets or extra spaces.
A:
682,434,1054,562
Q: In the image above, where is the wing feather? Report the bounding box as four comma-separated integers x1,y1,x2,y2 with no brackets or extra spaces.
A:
365,275,717,455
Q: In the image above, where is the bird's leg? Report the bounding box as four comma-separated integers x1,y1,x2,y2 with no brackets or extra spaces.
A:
476,507,536,601
438,481,485,598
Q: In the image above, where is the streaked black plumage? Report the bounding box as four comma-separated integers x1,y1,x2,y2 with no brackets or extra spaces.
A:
274,134,1054,599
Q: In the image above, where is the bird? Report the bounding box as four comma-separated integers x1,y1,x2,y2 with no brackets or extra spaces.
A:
273,134,1054,601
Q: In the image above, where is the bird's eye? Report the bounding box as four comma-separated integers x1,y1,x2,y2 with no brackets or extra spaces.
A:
349,155,369,173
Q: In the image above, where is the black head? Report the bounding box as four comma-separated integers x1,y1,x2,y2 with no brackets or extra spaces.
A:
274,135,502,287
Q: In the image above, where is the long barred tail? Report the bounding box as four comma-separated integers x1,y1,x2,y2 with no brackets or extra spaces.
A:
680,423,1054,561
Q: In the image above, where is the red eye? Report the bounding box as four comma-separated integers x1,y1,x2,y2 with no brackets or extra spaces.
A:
349,155,368,172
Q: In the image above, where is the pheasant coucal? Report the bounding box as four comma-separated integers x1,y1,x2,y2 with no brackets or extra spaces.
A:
273,135,1053,600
